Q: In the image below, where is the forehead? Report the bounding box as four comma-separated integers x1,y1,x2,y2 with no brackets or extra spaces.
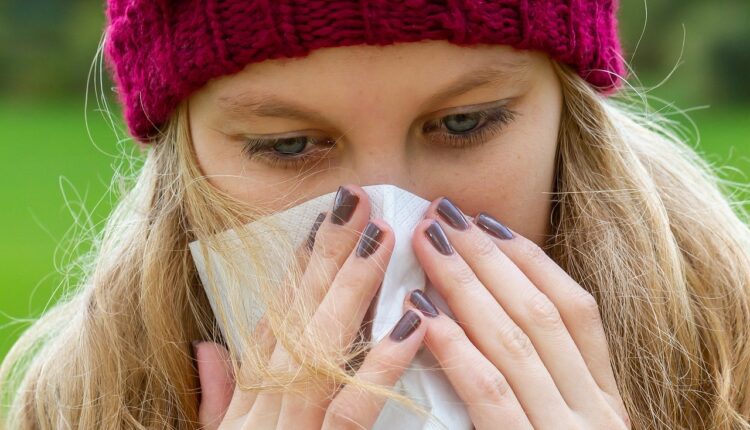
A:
196,40,542,105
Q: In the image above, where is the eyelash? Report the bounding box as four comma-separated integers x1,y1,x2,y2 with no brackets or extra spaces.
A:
241,106,517,168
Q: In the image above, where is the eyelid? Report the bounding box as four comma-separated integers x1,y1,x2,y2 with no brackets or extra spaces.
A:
241,102,517,168
233,98,513,141
238,129,327,141
238,98,515,160
419,98,513,122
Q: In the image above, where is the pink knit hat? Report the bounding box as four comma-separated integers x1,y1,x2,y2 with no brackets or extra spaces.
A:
104,0,625,144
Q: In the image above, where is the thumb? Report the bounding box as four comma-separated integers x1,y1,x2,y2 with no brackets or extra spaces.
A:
193,341,235,430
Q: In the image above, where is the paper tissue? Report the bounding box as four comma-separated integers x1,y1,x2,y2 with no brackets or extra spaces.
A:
188,184,472,429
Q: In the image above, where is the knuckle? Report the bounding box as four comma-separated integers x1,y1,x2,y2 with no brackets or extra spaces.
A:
317,233,353,262
444,321,468,344
526,291,563,330
473,371,512,404
576,393,631,430
338,266,372,292
520,238,549,265
446,265,478,292
324,399,362,429
469,235,498,258
429,321,467,365
494,320,535,360
574,289,603,326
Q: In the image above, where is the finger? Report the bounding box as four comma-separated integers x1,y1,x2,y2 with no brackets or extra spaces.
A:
404,292,534,430
306,218,394,353
424,198,608,413
194,341,235,430
276,218,395,427
244,184,372,427
468,210,621,400
223,316,276,422
322,309,426,430
231,219,320,423
241,347,290,429
412,218,575,428
298,184,372,310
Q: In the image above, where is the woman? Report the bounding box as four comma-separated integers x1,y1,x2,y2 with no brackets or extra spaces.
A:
2,1,750,429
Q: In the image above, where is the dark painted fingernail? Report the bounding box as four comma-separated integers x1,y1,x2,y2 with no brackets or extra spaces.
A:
425,220,454,255
356,222,383,258
409,289,439,318
389,310,422,342
306,212,327,250
331,186,359,225
437,197,469,231
475,212,514,240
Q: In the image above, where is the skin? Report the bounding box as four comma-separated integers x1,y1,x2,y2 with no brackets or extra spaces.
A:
188,40,560,247
188,41,630,429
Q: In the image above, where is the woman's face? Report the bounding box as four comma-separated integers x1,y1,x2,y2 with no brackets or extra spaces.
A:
188,40,562,246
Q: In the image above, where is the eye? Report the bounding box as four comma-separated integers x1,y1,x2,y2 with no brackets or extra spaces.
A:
241,135,336,168
443,113,481,133
423,106,517,148
272,137,308,155
239,104,517,169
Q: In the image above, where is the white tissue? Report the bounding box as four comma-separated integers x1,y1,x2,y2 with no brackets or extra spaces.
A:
188,184,472,430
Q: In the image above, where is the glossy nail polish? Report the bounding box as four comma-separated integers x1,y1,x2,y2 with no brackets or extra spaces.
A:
436,197,469,231
389,310,422,341
331,186,359,225
475,212,514,240
409,289,439,317
306,212,327,250
356,222,383,258
425,220,454,255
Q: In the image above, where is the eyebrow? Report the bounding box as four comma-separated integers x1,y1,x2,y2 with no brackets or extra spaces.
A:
216,60,529,121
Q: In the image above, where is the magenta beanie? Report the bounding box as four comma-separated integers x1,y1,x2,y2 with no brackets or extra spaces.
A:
103,0,625,144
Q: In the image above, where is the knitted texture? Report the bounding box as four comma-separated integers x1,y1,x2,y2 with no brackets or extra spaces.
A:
104,0,625,144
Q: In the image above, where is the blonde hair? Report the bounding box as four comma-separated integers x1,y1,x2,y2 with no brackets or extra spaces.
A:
2,59,750,429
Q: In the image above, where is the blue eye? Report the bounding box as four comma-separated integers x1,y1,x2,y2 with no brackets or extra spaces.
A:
424,106,517,148
240,104,517,169
272,137,308,155
241,135,336,168
443,113,481,133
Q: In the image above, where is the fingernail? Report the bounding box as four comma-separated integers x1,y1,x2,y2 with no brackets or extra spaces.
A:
409,289,439,317
475,212,514,240
331,186,359,225
306,212,327,250
389,310,422,342
356,222,383,258
425,220,454,255
436,197,469,231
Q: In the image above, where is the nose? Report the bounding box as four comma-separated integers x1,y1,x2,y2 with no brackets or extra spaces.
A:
346,135,417,192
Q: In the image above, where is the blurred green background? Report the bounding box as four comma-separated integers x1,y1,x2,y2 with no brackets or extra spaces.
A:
1,1,749,361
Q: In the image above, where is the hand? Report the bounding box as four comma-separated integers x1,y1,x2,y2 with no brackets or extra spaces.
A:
406,197,631,429
192,185,427,429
